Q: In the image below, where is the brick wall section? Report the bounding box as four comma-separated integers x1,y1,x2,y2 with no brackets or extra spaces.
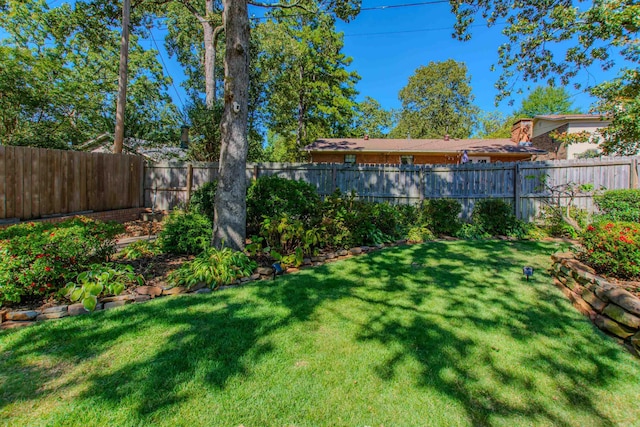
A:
0,208,150,229
531,124,569,160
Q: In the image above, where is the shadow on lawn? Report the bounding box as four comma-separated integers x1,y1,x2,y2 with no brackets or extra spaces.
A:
0,240,637,426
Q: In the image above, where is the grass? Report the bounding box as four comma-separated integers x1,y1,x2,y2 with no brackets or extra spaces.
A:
1,240,640,426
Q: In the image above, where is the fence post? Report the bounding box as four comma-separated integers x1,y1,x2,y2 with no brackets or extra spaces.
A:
253,164,259,181
630,158,639,189
419,167,425,203
331,164,337,193
186,163,193,208
514,163,521,219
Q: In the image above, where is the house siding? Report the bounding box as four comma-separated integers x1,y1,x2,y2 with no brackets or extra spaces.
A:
531,124,569,160
310,152,532,165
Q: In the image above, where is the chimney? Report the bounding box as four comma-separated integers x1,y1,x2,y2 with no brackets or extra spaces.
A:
511,119,533,143
444,134,450,141
364,134,369,140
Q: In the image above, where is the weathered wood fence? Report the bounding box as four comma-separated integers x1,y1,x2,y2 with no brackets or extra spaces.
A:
145,156,640,221
0,146,145,222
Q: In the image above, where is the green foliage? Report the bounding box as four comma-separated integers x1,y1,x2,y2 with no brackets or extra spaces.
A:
594,189,640,223
117,239,161,261
246,176,321,235
475,111,513,138
391,60,478,139
189,181,218,223
168,247,257,289
581,222,640,279
0,217,123,306
157,210,212,255
471,199,516,236
61,264,143,311
421,199,462,236
538,205,589,238
516,86,580,118
406,226,435,243
260,214,324,266
350,96,394,138
455,223,491,240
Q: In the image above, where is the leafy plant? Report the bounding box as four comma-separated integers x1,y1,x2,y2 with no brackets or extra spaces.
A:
594,189,640,223
189,180,217,223
538,205,588,238
168,247,257,289
157,210,212,255
471,199,516,236
455,223,491,240
260,214,324,265
0,217,123,306
246,176,321,235
61,264,143,311
406,226,435,243
421,199,462,236
580,222,640,279
118,239,161,260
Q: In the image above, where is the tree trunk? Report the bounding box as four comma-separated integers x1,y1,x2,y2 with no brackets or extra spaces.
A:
202,0,216,108
213,0,249,250
113,0,131,153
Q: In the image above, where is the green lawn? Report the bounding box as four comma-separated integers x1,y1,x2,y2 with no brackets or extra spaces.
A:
1,240,639,426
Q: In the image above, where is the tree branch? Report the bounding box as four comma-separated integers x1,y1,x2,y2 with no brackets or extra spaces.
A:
178,0,205,23
248,0,310,10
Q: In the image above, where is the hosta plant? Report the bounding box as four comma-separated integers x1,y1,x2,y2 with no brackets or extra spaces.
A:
118,239,161,260
61,264,143,311
168,247,257,289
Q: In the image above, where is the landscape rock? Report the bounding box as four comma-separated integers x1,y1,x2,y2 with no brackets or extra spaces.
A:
350,247,362,255
552,252,574,262
134,286,163,298
337,250,349,256
603,304,640,329
0,309,7,323
103,300,131,310
581,290,607,312
162,286,187,296
594,281,619,301
36,311,68,321
100,295,135,303
302,258,312,266
240,276,251,282
250,273,261,281
6,310,40,321
133,295,152,303
194,288,212,294
325,253,336,260
361,246,371,252
603,288,640,317
0,321,33,330
255,267,273,276
311,256,326,263
42,305,68,314
631,332,640,354
594,315,636,339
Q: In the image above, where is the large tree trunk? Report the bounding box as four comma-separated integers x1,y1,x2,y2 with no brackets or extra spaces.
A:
212,0,249,250
113,0,131,153
202,0,216,108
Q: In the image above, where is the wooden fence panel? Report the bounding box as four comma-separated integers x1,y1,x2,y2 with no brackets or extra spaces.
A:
0,147,144,221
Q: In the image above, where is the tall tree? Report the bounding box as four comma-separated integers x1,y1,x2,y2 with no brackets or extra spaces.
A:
255,12,359,161
213,0,360,250
391,60,478,139
517,86,580,118
351,96,394,138
449,0,639,151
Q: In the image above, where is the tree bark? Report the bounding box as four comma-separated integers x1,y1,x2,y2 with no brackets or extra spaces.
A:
113,0,131,153
202,0,216,108
213,0,249,250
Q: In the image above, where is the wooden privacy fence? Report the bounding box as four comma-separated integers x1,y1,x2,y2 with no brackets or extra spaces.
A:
145,156,640,221
0,146,145,222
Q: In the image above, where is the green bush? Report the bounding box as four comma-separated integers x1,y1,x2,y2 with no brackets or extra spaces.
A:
189,181,217,223
0,217,123,306
472,199,515,236
455,223,491,240
246,176,321,235
168,247,257,289
260,214,324,263
421,199,462,236
580,221,640,279
538,205,588,238
406,226,435,243
157,210,212,255
117,239,161,260
594,189,640,222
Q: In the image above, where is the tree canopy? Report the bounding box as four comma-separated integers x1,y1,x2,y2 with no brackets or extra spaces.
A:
391,60,478,139
517,86,581,118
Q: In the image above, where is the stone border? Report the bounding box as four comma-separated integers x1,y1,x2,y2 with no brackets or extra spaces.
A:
551,252,640,356
0,241,406,330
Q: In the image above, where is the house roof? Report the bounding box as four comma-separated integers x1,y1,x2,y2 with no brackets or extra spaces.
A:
305,138,547,155
78,133,188,162
534,114,610,121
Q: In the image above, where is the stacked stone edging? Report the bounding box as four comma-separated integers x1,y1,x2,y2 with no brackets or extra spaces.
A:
0,241,408,330
551,252,640,356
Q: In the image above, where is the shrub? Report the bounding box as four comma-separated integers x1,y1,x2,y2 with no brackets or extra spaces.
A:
0,218,123,306
421,199,462,236
455,223,491,240
260,214,324,266
61,264,143,311
472,199,515,236
117,239,161,260
538,205,588,238
594,189,640,222
406,226,435,243
157,210,212,255
189,181,217,223
168,247,257,289
580,221,640,279
246,176,321,235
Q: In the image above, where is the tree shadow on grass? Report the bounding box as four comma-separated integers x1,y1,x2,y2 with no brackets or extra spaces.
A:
1,240,639,426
